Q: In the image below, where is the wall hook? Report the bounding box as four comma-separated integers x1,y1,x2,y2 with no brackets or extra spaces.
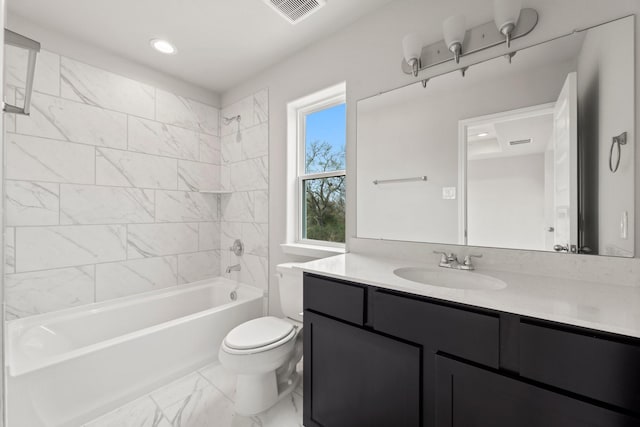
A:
460,67,469,77
422,79,429,88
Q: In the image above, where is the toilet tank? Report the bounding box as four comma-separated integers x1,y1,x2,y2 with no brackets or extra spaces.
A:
276,263,304,323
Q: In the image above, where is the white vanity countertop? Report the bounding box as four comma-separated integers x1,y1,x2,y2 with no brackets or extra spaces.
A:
297,253,640,339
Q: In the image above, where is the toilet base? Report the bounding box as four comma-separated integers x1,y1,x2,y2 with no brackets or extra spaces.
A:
235,370,300,416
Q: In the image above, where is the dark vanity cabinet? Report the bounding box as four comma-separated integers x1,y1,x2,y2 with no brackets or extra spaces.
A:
303,273,640,427
303,275,421,427
435,355,638,427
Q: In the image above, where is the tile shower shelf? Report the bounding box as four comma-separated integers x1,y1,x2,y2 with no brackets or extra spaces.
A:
198,190,233,194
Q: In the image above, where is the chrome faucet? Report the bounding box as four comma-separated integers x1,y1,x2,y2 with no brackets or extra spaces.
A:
226,264,241,274
433,251,482,271
434,251,459,268
459,254,482,270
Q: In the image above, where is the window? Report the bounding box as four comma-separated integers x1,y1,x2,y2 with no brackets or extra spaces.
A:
290,84,346,248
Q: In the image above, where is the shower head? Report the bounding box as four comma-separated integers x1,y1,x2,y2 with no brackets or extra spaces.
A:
223,115,243,142
223,115,241,125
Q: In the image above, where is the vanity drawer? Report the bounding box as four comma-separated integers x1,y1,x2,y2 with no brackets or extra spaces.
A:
519,321,640,413
303,273,366,326
373,290,500,368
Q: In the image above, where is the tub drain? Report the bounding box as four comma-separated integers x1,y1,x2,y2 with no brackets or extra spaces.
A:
230,291,238,301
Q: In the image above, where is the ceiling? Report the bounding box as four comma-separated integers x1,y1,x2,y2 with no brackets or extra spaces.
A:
468,113,554,160
8,0,394,93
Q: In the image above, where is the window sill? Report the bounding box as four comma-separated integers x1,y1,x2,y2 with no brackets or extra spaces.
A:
280,242,346,259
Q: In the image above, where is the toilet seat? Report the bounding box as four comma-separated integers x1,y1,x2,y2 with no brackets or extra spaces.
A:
223,317,297,355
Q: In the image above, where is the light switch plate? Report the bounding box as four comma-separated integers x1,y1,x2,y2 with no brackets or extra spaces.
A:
442,187,456,200
620,211,628,239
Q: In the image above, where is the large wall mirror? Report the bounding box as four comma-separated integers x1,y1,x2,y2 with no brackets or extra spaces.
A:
357,16,635,257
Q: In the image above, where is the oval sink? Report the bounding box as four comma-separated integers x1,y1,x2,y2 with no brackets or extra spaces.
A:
393,267,507,291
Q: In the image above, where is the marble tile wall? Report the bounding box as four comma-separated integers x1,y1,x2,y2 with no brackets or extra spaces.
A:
220,90,269,296
4,46,222,319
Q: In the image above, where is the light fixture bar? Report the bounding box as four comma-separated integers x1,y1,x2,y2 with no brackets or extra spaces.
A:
401,8,537,75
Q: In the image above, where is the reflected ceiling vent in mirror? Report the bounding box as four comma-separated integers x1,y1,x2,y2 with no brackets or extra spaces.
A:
509,138,532,146
263,0,327,24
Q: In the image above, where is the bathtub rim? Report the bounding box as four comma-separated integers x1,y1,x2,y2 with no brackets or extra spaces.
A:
7,277,264,377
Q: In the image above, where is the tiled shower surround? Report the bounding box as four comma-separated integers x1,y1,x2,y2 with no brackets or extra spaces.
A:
219,92,269,291
4,46,269,319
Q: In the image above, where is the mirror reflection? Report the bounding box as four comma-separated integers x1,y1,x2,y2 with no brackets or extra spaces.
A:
357,16,635,257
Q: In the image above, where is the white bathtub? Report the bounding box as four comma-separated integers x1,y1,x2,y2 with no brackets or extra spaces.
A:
6,277,264,427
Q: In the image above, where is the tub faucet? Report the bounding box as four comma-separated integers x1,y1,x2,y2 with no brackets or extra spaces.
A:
226,264,241,274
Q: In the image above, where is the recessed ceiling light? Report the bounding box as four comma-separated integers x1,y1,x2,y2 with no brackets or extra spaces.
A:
150,39,177,55
477,132,490,137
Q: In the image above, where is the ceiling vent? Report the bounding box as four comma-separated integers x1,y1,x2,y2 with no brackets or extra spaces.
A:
263,0,327,24
509,138,532,146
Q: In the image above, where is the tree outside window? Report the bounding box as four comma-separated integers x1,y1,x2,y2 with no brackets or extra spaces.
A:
300,103,346,244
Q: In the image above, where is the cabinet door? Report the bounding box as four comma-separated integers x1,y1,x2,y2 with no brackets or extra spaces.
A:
435,355,639,427
304,311,421,427
519,321,640,413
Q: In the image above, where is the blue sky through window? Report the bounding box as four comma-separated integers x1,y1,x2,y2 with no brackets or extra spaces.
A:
305,103,346,173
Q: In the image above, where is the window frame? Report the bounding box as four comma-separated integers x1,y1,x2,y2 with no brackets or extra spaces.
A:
295,93,346,248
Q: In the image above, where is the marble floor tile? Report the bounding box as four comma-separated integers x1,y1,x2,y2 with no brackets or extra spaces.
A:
86,361,303,427
251,393,303,427
83,395,171,427
199,363,237,400
163,385,236,427
294,360,304,397
150,372,211,410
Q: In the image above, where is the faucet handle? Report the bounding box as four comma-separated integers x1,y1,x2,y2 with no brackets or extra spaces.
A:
230,239,244,256
433,250,448,263
434,250,457,267
461,254,482,269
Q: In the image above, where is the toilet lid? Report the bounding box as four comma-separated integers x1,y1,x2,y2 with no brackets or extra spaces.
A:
224,317,295,350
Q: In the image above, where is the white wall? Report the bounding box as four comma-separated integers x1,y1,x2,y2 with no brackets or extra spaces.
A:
544,146,556,250
468,153,546,250
357,90,459,244
221,0,640,313
577,17,635,257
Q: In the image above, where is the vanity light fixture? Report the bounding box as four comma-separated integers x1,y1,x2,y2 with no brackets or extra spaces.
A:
402,33,422,77
443,15,466,64
150,39,177,55
494,0,523,48
401,2,536,77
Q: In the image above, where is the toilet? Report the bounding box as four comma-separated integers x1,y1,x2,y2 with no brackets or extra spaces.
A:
219,263,303,416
